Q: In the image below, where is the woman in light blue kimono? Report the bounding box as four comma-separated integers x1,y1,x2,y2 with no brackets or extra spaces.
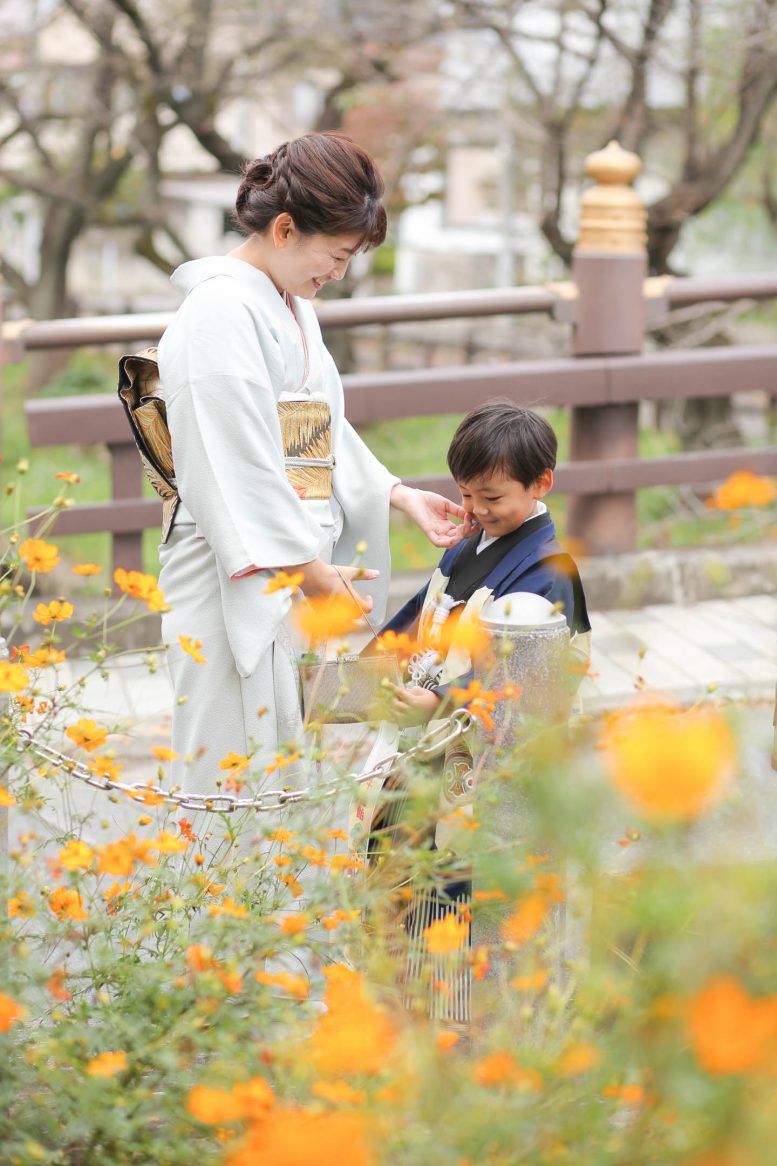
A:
157,132,465,799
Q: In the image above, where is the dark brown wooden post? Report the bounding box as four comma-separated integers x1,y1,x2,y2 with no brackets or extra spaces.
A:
108,443,145,574
566,141,647,553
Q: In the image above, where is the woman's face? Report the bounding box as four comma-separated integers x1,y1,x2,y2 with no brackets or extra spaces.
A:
271,218,363,298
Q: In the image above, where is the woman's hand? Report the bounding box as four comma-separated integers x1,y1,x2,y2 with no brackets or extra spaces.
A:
292,558,379,615
390,484,472,548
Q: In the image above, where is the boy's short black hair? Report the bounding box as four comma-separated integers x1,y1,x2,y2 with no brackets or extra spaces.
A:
447,400,558,488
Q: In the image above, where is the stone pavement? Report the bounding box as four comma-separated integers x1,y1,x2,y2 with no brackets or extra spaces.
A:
41,591,777,787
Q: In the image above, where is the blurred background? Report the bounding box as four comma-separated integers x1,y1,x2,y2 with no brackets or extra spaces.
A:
2,0,777,574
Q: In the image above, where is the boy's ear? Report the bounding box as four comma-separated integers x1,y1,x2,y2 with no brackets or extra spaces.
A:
533,469,554,498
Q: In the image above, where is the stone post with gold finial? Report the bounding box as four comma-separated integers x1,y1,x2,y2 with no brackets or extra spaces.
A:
566,140,648,554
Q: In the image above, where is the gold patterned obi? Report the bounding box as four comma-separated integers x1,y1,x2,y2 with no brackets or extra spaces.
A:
277,395,334,500
118,350,335,542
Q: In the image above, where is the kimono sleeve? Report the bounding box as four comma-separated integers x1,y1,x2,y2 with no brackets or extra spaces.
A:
162,295,323,579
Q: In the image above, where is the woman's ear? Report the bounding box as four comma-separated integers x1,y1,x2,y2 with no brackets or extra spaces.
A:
534,468,554,498
272,213,296,249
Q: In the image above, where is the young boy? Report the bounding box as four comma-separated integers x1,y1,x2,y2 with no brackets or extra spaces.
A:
381,400,591,725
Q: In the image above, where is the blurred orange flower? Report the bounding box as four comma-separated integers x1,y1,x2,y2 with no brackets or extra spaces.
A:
0,789,17,807
55,472,81,484
32,599,73,625
707,470,776,510
555,1042,603,1077
48,887,88,921
264,570,304,594
0,993,24,1033
87,1051,128,1078
423,912,469,954
309,965,396,1078
97,834,155,876
66,718,108,753
89,754,123,781
255,970,309,1000
22,646,66,668
474,1051,543,1091
227,1106,375,1166
209,896,248,919
502,873,564,946
312,1080,366,1105
293,593,365,642
187,1085,245,1125
72,562,101,576
601,705,735,821
8,890,35,918
687,976,777,1075
18,538,60,573
152,745,179,762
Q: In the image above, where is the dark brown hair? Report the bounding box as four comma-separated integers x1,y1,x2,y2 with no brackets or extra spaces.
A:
447,400,558,488
233,132,387,249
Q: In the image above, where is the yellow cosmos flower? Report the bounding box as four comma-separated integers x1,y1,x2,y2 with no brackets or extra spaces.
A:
58,839,94,872
601,704,735,821
8,891,36,918
0,662,30,694
179,635,206,664
22,647,66,668
18,538,60,573
32,599,74,625
0,788,17,807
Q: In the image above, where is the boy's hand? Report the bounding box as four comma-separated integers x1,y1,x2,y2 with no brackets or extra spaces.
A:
385,682,441,727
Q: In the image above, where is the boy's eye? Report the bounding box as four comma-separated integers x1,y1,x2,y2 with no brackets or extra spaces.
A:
484,497,501,503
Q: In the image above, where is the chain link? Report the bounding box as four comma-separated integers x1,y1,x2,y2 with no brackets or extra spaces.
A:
13,710,474,814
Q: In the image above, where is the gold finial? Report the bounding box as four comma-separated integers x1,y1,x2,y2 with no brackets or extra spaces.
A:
575,141,647,255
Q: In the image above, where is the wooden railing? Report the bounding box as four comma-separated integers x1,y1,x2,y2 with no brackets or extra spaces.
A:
4,270,777,571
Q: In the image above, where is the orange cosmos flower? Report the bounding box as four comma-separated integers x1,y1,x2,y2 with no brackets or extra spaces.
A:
22,646,66,668
375,629,421,666
18,538,60,573
707,471,777,510
601,704,735,821
227,1105,374,1166
153,830,189,854
178,817,196,842
72,562,101,576
321,908,360,931
309,965,396,1077
555,1042,603,1077
311,1080,366,1105
0,788,17,807
424,912,469,954
0,662,29,693
255,970,310,1000
66,718,108,753
502,873,564,946
265,751,300,776
264,570,304,595
48,887,88,921
602,1082,646,1104
0,993,24,1032
687,977,777,1076
97,834,155,876
46,968,72,1002
8,891,35,918
32,599,73,625
510,969,550,992
87,1051,128,1078
152,745,179,762
179,635,206,664
209,896,248,919
89,754,123,781
54,472,81,484
114,567,168,612
277,912,309,936
436,1031,461,1053
58,839,94,872
293,593,365,642
188,1085,246,1124
474,1051,543,1091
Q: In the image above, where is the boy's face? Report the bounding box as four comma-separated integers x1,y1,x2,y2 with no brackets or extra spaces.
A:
458,470,553,539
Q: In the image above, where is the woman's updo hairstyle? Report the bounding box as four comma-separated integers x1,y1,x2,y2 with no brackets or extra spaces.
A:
234,132,387,250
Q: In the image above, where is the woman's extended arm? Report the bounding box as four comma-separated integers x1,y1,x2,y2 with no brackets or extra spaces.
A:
390,483,473,548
